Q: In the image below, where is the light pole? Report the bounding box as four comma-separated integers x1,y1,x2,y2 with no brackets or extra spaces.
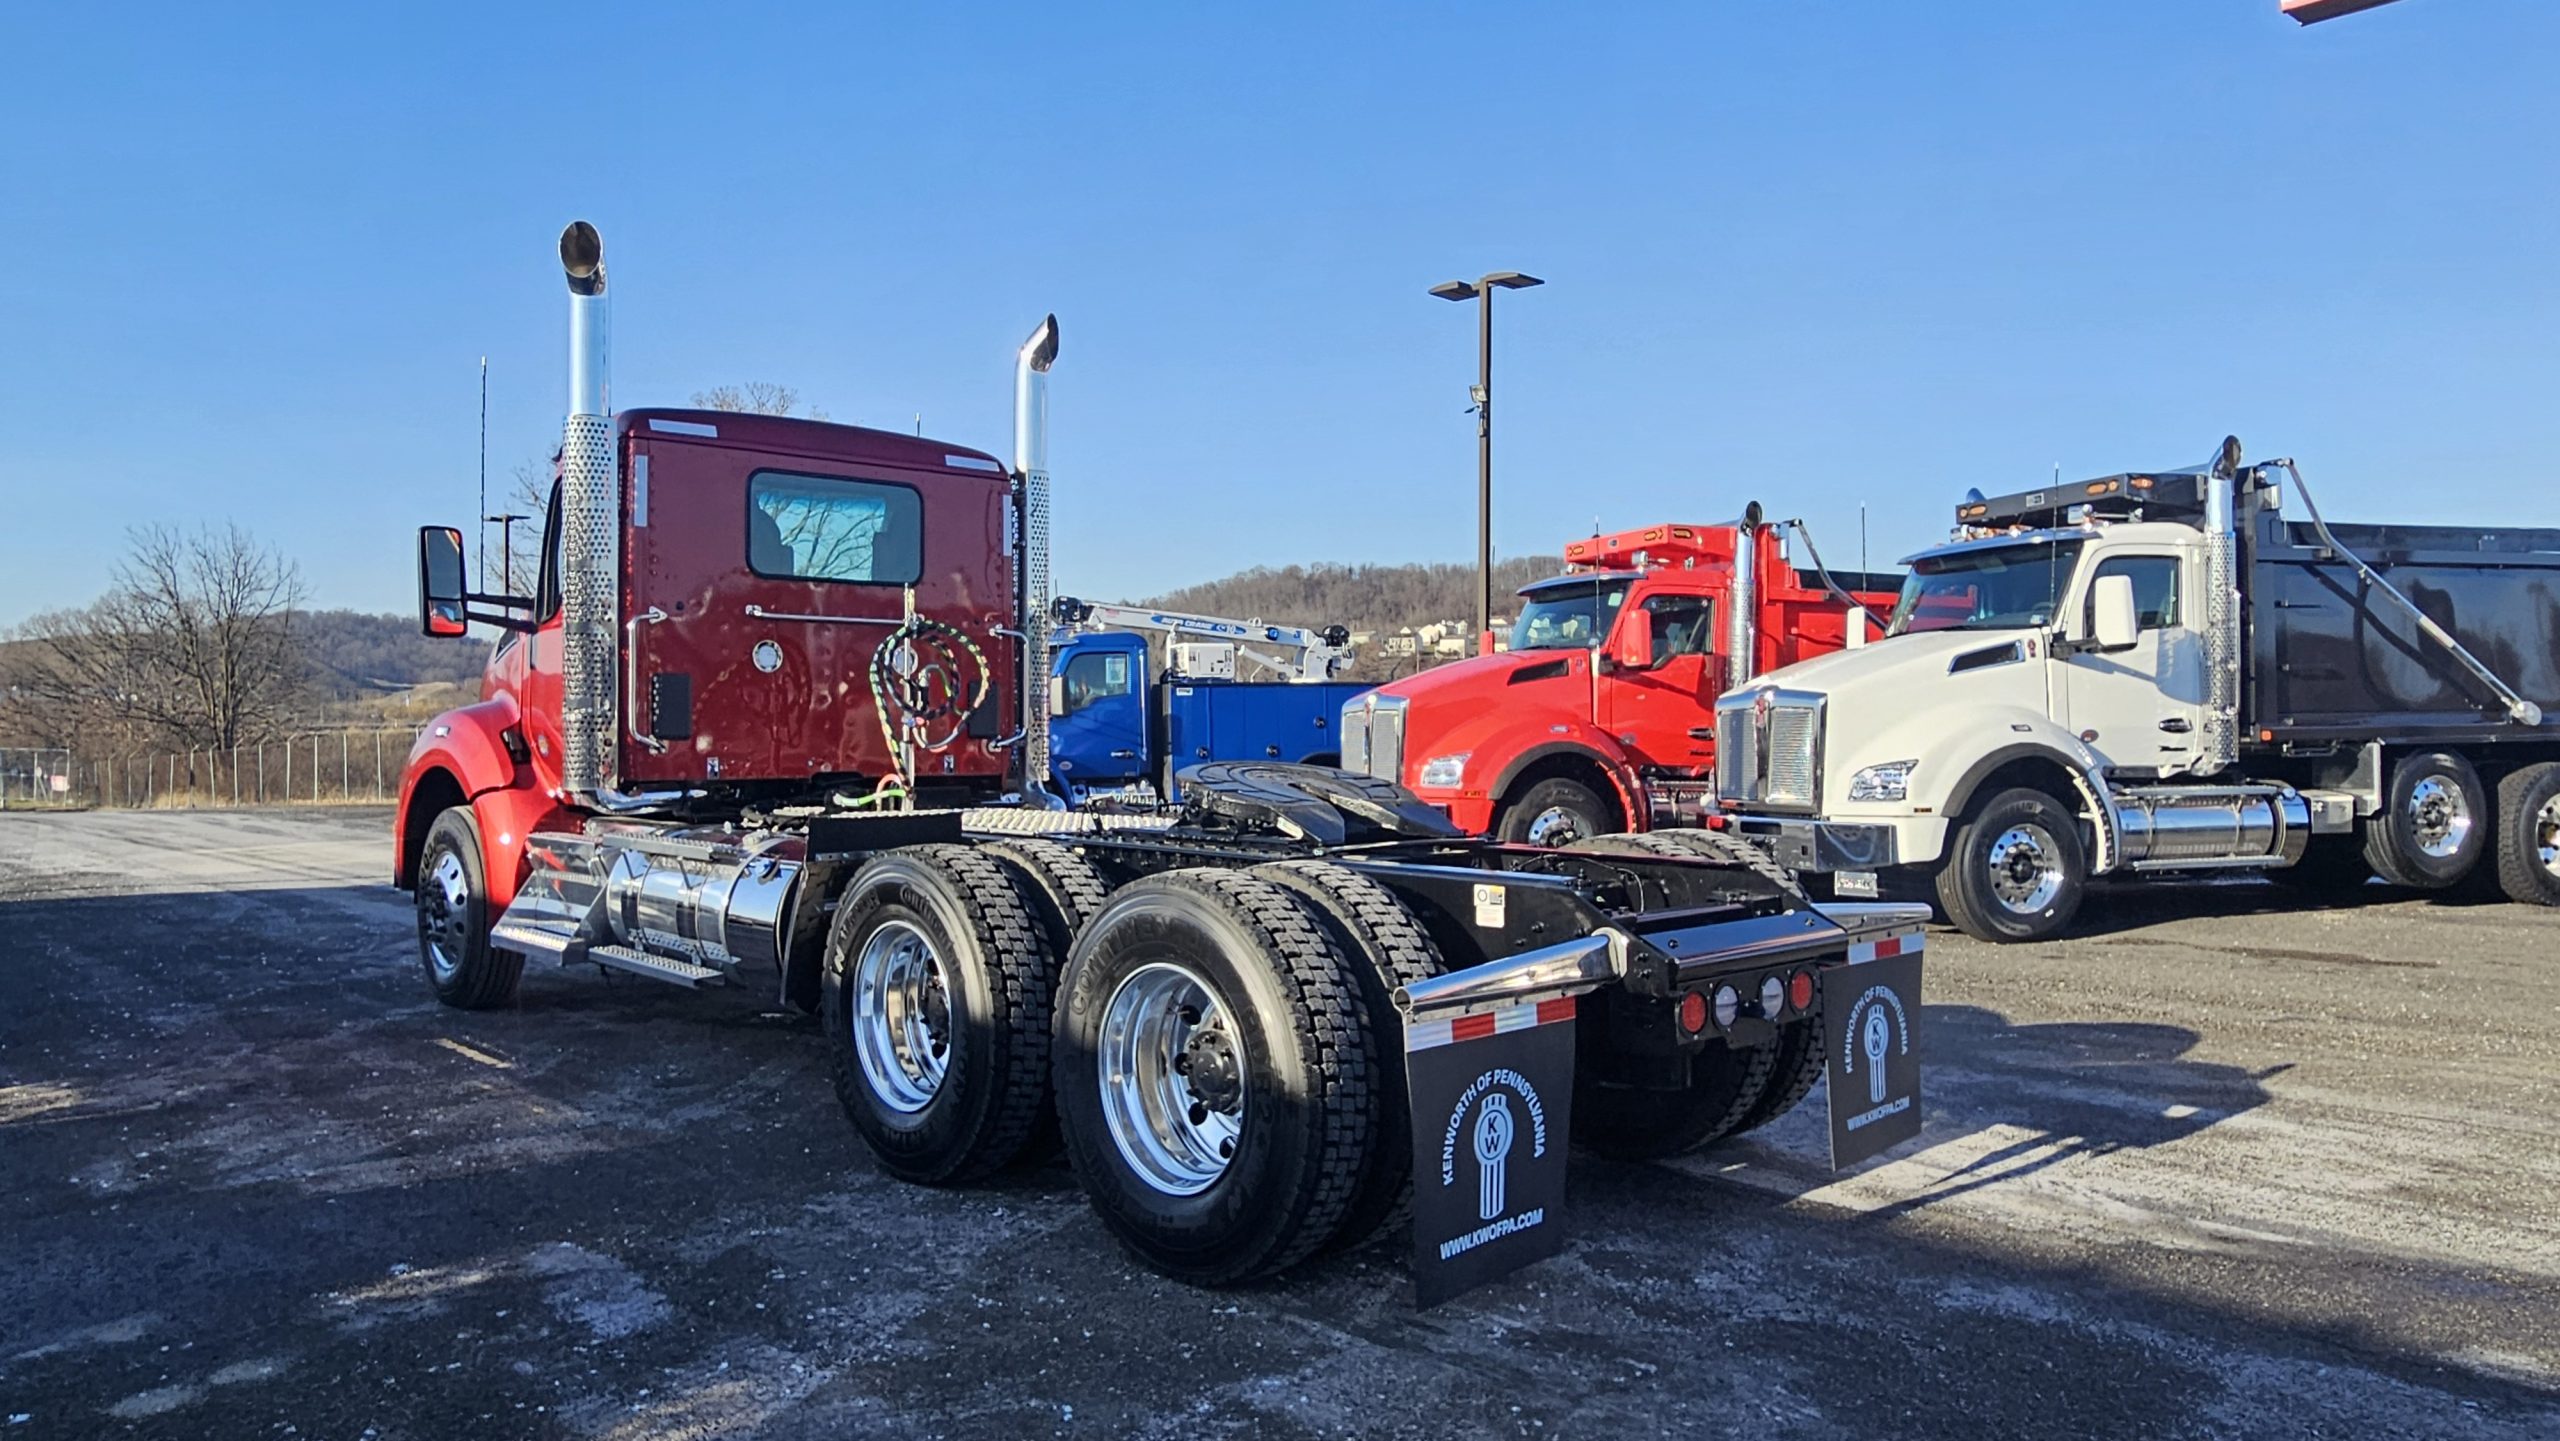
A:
1430,271,1542,655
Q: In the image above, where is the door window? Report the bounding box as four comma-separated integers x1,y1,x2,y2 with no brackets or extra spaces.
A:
2083,555,2181,632
1061,651,1132,715
1636,593,1716,666
746,471,924,584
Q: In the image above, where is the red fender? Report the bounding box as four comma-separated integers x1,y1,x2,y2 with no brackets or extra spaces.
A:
1482,728,1648,832
393,696,568,901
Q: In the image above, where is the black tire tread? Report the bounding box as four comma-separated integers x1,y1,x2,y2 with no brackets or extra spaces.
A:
1732,1021,1824,1137
826,843,1056,1185
1579,1038,1781,1159
2493,761,2560,907
1086,867,1376,1283
1572,829,1807,902
2363,750,2489,890
418,808,524,1010
1250,859,1443,1251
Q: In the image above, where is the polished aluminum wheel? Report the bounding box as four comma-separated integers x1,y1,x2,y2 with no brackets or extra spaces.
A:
1524,805,1589,848
2406,775,2475,860
1986,823,2065,915
420,850,472,983
1099,962,1246,1196
852,919,953,1114
2535,794,2560,880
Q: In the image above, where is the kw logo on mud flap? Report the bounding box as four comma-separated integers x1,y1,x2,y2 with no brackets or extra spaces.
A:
1838,982,1911,1131
1437,1068,1549,1258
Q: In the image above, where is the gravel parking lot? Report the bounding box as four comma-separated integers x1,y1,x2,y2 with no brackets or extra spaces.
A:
2,807,2555,1439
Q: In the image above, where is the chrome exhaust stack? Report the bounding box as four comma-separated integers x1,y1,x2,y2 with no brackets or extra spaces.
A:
2197,436,2244,776
1014,315,1066,809
1725,500,1764,691
555,221,631,810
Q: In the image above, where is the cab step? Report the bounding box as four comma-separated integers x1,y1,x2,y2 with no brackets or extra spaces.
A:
587,945,726,988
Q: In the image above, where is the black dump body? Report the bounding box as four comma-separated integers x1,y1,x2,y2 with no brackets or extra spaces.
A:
2249,512,2560,744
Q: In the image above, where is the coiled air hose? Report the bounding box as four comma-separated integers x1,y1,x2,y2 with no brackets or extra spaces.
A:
867,592,991,793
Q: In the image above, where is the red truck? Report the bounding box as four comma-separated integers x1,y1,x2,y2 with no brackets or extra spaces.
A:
1341,520,1898,843
393,223,1933,1303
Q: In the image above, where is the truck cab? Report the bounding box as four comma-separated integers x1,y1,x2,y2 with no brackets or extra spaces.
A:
1341,519,1896,843
1047,628,1371,803
1719,443,2560,941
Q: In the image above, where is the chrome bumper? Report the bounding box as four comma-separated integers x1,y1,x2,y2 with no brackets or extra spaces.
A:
1728,816,1899,873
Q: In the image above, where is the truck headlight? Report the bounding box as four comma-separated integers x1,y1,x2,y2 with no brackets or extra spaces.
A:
1416,752,1469,788
1846,759,1917,802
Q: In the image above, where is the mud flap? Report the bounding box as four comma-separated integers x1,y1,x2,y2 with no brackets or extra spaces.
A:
1824,938,1926,1170
1404,996,1579,1307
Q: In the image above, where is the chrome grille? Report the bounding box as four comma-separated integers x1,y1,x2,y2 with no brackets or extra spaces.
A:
1371,699,1407,783
1341,700,1371,775
1765,706,1819,808
1711,688,1822,811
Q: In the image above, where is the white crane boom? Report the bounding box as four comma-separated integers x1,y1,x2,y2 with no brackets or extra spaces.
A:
1052,598,1355,682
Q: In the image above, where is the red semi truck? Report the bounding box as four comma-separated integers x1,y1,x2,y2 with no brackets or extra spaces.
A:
1341,520,1899,843
394,223,1933,1301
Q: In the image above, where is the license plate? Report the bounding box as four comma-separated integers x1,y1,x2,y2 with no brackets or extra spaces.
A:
1834,869,1879,898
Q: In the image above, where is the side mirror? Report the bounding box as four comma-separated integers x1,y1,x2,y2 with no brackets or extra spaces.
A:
2090,574,2139,651
1614,637,1654,672
1047,674,1070,717
419,526,469,637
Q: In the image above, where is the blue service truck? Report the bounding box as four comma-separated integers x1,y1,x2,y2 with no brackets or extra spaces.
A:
1045,599,1372,803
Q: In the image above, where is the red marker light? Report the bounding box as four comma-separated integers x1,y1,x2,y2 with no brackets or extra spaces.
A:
1678,990,1708,1034
1788,970,1814,1012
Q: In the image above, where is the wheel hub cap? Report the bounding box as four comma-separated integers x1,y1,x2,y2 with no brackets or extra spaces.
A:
1987,823,2063,914
852,919,952,1114
2407,777,2473,860
1525,806,1586,848
1100,963,1245,1196
420,851,471,982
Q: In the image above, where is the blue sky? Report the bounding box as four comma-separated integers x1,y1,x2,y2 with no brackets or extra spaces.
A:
1,1,2552,626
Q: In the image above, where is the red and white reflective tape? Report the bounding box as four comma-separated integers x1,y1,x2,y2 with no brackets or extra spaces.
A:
1846,932,1924,965
1406,996,1577,1053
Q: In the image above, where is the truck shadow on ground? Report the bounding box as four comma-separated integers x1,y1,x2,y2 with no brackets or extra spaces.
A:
7,884,2556,1438
2066,873,2514,938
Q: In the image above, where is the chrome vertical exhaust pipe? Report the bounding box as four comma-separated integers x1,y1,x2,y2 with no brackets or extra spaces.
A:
556,221,628,809
1726,500,1763,691
1014,315,1066,809
2197,436,2242,776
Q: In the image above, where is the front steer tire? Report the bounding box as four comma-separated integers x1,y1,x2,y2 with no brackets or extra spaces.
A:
823,845,1058,1186
1053,869,1376,1286
415,807,523,1010
1497,776,1615,847
1935,786,2089,943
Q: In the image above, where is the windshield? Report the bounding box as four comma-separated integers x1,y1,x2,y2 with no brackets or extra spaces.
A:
1887,541,2085,636
1509,580,1630,651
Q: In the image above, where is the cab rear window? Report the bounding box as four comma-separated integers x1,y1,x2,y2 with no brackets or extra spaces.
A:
746,471,922,584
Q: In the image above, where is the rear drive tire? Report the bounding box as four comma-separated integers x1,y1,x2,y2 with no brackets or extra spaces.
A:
1731,1020,1825,1137
1575,1040,1779,1159
1570,829,1807,902
823,845,1057,1185
977,837,1112,1163
1251,859,1444,1254
1497,776,1614,847
1053,869,1376,1285
2363,750,2489,889
1936,787,2087,943
2492,761,2560,907
415,807,523,1010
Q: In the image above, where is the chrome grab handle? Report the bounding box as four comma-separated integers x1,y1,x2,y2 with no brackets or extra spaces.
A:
743,604,903,627
625,607,670,753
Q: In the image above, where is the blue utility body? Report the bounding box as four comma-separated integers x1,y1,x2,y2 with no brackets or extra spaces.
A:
1048,630,1372,803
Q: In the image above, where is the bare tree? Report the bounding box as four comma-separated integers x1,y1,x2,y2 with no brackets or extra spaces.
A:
692,382,827,421
2,525,308,751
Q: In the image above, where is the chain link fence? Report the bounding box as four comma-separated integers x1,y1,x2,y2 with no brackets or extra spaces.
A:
0,729,419,810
